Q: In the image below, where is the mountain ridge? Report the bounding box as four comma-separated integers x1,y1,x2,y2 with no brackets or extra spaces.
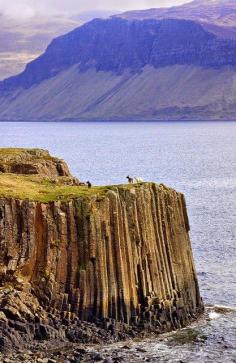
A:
1,0,236,121
118,0,236,38
3,17,236,93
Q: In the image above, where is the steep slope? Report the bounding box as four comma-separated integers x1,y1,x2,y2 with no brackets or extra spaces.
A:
1,16,236,121
119,0,236,38
0,149,203,351
1,65,236,121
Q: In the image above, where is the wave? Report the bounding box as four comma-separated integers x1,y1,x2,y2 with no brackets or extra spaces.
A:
206,304,236,314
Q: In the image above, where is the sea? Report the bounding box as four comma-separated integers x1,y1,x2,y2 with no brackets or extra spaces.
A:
1,121,236,362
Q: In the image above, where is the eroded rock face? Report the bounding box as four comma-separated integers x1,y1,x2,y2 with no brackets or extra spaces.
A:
0,148,72,178
0,183,203,351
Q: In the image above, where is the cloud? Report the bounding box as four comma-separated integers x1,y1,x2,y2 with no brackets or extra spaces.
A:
0,0,189,19
0,0,36,19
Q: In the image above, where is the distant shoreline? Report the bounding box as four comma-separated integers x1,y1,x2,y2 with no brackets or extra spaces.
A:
1,119,236,123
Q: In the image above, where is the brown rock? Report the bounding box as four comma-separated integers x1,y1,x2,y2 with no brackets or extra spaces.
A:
0,148,72,178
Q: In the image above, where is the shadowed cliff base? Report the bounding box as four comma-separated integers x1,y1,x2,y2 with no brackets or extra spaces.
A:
0,148,204,359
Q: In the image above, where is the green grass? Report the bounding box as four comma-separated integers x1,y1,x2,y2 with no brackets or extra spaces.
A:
0,148,153,202
0,173,148,203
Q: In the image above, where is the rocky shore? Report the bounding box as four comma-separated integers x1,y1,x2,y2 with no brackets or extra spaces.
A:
0,148,204,362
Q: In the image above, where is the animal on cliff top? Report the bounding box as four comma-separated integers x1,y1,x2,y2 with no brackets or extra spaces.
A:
127,176,144,184
86,181,92,188
126,176,134,184
134,177,144,183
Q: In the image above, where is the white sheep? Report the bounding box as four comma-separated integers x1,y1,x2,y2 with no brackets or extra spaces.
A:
134,177,144,183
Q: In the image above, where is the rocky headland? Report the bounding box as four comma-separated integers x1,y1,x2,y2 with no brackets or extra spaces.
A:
0,148,204,362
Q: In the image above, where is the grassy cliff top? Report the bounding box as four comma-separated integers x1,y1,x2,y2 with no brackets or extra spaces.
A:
0,148,155,202
0,173,147,203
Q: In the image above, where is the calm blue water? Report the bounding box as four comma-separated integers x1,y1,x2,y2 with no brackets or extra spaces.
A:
1,121,236,362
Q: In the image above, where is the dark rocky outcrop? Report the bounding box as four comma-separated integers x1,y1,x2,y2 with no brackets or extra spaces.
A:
0,150,204,353
0,148,73,179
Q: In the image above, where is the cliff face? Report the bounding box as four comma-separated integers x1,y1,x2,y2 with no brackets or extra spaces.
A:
0,181,203,351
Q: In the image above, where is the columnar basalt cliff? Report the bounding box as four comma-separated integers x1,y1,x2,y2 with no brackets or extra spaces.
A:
0,150,203,353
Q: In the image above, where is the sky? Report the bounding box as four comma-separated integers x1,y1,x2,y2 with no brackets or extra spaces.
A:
0,0,190,19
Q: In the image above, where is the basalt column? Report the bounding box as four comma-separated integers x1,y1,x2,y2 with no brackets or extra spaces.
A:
0,183,203,332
